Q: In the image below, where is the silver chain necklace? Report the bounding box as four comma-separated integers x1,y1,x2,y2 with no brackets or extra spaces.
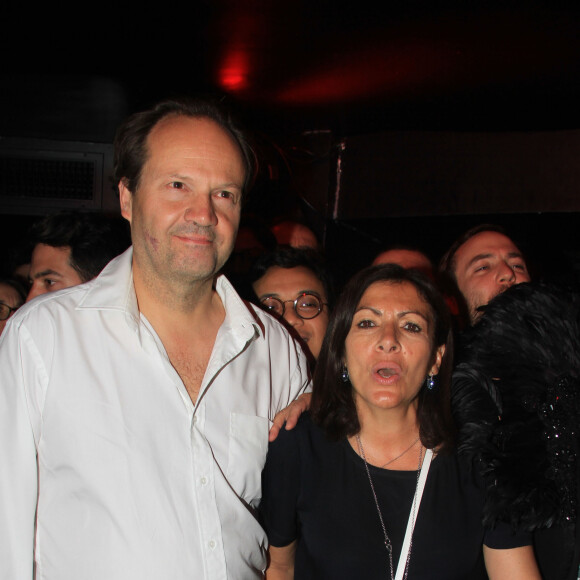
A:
379,437,420,468
356,434,423,580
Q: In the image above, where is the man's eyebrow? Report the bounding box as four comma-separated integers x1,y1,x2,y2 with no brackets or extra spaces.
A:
259,290,323,300
30,269,62,280
465,253,494,270
170,174,243,190
465,251,525,271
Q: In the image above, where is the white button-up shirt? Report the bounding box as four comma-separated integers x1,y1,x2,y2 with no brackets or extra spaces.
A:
0,248,309,579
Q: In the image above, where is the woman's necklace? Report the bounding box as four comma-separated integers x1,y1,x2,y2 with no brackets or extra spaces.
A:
379,437,420,468
356,435,423,580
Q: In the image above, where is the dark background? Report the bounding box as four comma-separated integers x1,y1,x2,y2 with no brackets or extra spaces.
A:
2,0,580,285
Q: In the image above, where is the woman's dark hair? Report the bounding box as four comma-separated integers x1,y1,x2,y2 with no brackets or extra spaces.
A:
311,264,454,451
113,96,257,196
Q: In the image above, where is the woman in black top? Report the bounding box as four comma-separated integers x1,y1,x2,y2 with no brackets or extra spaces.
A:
260,265,540,579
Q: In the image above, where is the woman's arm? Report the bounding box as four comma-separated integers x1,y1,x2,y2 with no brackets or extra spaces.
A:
483,545,541,580
266,541,297,580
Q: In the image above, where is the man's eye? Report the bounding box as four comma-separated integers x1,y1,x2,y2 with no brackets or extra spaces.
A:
217,190,235,200
474,265,489,272
512,263,526,271
44,279,56,287
170,181,185,189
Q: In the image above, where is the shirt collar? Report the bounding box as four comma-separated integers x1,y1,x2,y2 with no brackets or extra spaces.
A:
77,246,264,340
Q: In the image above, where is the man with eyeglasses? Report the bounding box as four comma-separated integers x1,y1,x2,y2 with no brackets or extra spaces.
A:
0,278,25,336
251,246,332,362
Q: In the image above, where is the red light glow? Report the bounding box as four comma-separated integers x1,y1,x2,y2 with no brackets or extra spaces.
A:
218,49,250,93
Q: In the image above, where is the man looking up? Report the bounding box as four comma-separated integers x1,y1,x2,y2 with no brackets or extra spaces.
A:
439,224,531,325
0,97,309,579
26,211,130,301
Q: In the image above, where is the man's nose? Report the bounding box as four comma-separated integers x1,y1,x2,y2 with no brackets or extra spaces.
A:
26,283,44,302
497,261,516,285
283,305,303,327
184,195,218,226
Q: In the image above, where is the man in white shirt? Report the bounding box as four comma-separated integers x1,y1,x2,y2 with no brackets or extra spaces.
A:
0,97,309,579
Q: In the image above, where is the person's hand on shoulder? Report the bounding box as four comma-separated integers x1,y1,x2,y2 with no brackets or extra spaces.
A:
269,393,312,442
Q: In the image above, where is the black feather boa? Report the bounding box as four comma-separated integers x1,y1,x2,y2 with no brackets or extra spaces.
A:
452,282,580,532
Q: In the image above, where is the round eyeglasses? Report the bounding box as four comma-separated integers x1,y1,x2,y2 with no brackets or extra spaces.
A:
260,292,328,320
0,301,19,321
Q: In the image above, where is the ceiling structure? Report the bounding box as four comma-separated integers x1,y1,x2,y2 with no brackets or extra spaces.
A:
1,1,580,281
2,0,580,142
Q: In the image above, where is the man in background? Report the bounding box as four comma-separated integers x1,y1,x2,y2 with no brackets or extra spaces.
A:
372,245,435,279
26,211,130,301
439,223,530,326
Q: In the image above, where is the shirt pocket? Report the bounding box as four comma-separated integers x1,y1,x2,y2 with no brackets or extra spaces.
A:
227,412,270,508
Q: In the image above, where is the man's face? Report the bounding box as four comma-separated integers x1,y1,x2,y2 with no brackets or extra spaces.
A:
452,231,530,324
253,265,329,360
120,115,245,288
27,244,83,302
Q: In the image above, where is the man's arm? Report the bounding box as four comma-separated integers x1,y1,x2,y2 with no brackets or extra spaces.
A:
0,324,40,578
268,392,311,442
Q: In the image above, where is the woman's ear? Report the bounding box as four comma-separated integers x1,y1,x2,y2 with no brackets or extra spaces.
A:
429,344,445,376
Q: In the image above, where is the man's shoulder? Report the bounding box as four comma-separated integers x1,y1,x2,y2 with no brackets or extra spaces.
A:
10,282,92,326
7,251,131,335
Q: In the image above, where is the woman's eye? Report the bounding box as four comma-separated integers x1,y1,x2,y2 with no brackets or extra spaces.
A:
170,181,185,189
356,319,375,328
403,321,421,333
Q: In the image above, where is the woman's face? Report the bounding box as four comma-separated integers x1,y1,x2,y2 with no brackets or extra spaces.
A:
344,280,444,415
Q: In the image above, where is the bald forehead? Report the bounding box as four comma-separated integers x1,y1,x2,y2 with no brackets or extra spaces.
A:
144,115,246,184
373,249,431,269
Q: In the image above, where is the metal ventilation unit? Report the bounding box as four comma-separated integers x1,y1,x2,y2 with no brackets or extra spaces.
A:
0,137,117,215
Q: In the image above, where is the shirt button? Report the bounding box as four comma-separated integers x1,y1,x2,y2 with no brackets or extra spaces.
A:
209,540,216,549
200,477,207,485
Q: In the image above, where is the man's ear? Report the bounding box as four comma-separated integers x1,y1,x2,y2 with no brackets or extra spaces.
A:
118,180,133,223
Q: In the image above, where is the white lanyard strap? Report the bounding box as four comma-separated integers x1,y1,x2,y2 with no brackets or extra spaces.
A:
394,448,433,580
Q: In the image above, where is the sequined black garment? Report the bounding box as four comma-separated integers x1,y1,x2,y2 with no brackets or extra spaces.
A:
452,282,580,580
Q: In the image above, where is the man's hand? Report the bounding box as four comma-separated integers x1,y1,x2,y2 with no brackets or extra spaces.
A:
269,393,312,442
